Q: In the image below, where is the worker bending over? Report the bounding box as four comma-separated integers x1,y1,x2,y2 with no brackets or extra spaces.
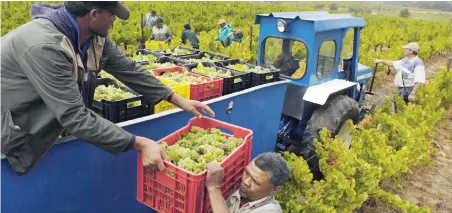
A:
374,42,425,103
1,1,214,175
206,152,291,213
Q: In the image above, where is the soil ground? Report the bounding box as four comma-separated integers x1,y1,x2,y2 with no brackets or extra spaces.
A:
359,54,452,213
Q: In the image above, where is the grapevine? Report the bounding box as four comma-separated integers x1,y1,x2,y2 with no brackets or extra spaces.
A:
161,126,244,174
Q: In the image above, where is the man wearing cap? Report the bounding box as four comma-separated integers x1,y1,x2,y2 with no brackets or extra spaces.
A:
145,9,159,27
1,1,214,176
374,42,425,103
215,19,232,47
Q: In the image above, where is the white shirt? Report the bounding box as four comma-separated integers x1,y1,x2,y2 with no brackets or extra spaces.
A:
226,190,282,213
392,56,425,87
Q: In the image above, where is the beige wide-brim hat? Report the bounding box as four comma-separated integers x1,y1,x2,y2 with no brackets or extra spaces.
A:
402,42,420,52
218,19,226,25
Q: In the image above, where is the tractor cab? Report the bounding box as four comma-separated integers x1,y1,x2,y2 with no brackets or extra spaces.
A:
255,12,374,179
255,11,373,105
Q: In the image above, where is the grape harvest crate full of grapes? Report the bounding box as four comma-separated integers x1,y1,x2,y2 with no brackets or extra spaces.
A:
2,2,452,213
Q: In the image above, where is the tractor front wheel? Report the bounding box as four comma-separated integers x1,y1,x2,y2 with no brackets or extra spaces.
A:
287,95,360,180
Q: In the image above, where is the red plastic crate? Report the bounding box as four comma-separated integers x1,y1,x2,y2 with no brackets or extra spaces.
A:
137,117,253,213
153,66,224,101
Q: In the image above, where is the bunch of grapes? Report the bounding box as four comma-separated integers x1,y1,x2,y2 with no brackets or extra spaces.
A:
165,47,193,56
145,62,178,70
161,126,244,174
161,72,208,84
132,53,155,63
227,64,273,74
192,63,232,78
187,57,218,64
94,85,141,107
99,71,126,86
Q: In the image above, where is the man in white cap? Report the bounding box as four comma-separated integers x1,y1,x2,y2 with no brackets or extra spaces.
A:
374,42,425,103
215,19,232,47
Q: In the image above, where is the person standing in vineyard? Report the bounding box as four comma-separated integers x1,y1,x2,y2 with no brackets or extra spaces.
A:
205,152,290,213
215,19,232,47
181,24,199,49
1,1,214,176
144,9,159,27
374,42,425,103
149,17,172,44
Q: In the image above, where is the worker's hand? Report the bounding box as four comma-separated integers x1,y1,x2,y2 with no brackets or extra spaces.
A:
170,93,215,118
205,162,224,188
134,136,168,171
408,92,415,103
373,59,382,64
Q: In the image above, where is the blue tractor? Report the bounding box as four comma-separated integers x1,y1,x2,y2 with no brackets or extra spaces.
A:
254,11,374,179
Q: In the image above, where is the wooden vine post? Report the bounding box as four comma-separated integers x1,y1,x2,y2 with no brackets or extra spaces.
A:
447,57,452,71
249,26,253,52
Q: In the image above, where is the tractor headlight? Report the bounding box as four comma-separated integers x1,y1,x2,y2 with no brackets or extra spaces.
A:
276,19,288,32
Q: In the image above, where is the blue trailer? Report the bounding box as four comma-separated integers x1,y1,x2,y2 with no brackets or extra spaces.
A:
2,11,374,213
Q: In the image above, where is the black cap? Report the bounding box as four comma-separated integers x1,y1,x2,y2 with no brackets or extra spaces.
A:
81,1,130,20
151,10,156,15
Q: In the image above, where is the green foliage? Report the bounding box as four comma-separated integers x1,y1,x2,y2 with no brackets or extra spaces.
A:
276,66,451,213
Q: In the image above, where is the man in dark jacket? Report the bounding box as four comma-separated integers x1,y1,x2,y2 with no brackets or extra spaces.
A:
181,24,199,49
1,1,214,175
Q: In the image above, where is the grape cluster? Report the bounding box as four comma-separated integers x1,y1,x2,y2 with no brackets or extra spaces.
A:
192,63,232,78
94,85,141,107
132,53,155,63
161,72,208,84
145,62,177,70
227,64,273,74
187,57,217,63
161,126,244,174
165,47,192,56
99,71,126,86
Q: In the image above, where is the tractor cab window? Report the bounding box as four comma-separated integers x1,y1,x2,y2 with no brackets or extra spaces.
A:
317,40,337,78
262,37,308,79
340,28,355,74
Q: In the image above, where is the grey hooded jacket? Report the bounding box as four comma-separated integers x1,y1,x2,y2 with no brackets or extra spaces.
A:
1,4,172,175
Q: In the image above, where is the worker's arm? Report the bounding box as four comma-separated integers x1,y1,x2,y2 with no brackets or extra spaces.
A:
165,27,172,42
374,59,397,67
206,163,231,213
181,31,187,44
18,44,133,153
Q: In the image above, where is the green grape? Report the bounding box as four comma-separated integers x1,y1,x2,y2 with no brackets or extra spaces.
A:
227,64,273,73
192,63,232,78
162,125,244,174
94,85,141,107
161,72,208,84
187,57,218,64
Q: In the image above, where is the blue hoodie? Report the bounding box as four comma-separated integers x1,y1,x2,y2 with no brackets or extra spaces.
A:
31,3,92,69
215,24,232,42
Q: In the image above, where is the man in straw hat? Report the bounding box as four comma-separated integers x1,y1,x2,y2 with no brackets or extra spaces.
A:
374,42,425,103
215,19,232,46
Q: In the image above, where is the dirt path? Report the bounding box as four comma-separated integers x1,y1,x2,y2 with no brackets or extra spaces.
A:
359,54,452,213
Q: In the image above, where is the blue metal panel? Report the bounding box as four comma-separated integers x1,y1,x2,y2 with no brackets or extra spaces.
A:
255,12,365,33
256,16,314,87
1,81,289,213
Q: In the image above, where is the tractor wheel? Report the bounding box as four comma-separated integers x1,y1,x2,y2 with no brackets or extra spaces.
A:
287,95,360,180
